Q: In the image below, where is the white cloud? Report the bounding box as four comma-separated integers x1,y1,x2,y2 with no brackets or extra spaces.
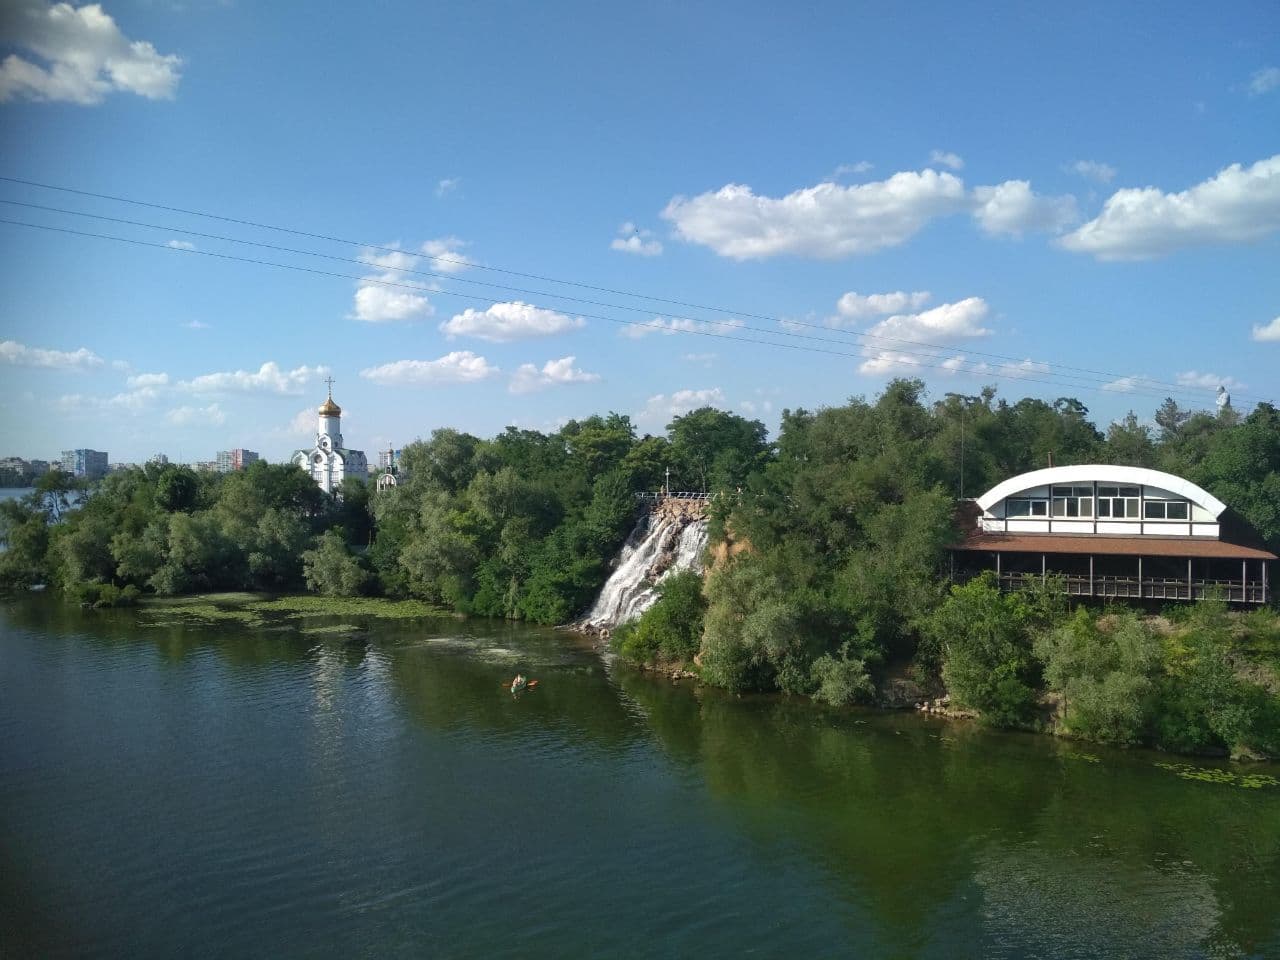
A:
1059,154,1280,259
419,237,473,274
179,361,328,395
681,352,717,366
661,170,968,259
509,356,601,394
126,372,168,388
350,241,468,322
1249,67,1280,96
441,301,583,342
55,386,159,415
972,180,1078,236
0,0,182,105
832,161,873,178
166,403,224,427
0,339,103,369
1102,375,1159,393
351,280,434,323
619,315,745,339
288,407,315,435
832,290,932,325
184,319,208,330
1251,315,1280,342
998,359,1050,377
1176,371,1246,391
436,177,460,197
858,297,993,374
361,239,472,275
738,398,774,416
610,222,663,256
638,388,727,426
360,351,499,386
166,239,195,250
1068,160,1117,184
929,150,964,170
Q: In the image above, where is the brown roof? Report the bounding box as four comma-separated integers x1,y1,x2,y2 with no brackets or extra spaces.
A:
952,533,1276,560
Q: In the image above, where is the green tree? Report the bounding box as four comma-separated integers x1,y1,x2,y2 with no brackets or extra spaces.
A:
1034,608,1162,744
924,574,1039,727
667,407,769,492
1104,412,1157,467
614,570,707,665
700,556,812,694
302,530,369,596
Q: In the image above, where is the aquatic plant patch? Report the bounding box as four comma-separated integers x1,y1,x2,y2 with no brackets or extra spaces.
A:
1154,761,1279,790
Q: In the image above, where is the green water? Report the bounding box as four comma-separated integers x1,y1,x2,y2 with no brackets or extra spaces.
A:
2,597,1277,959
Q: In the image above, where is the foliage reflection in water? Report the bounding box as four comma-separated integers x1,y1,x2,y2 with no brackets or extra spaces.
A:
1,596,1277,959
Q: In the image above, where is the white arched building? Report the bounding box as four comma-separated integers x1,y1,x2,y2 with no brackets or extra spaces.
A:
954,465,1273,604
292,383,367,495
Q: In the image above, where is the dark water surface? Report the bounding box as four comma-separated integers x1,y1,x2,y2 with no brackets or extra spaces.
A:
2,597,1278,959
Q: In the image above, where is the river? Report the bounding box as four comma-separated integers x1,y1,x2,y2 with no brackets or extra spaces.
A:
1,596,1277,959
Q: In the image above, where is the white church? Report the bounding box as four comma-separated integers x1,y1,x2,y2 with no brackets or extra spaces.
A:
292,380,367,495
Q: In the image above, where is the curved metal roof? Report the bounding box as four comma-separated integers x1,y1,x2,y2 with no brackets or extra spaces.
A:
974,465,1227,518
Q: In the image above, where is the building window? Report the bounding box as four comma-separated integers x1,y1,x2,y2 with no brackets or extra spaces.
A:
1006,497,1048,517
1051,486,1093,518
1144,499,1189,520
1097,485,1140,519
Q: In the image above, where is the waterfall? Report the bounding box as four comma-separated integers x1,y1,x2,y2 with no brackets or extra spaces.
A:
582,508,709,630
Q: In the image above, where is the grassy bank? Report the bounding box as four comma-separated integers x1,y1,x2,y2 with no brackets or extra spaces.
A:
140,592,452,630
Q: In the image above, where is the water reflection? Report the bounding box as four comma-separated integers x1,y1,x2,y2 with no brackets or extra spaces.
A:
3,596,1278,959
613,672,1280,957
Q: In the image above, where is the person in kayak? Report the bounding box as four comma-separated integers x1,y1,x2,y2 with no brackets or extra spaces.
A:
511,673,527,692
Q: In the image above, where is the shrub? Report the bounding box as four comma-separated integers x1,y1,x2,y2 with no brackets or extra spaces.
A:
810,645,874,706
1034,608,1162,744
699,557,809,694
614,570,707,666
924,573,1039,727
302,530,369,597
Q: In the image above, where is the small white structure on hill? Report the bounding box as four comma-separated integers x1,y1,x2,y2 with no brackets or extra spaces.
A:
292,379,367,495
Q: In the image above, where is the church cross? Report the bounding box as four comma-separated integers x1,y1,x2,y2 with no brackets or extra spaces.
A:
324,376,335,397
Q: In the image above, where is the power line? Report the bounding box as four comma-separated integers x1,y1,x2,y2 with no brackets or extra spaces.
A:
0,214,1247,410
1,197,1260,408
0,196,1201,399
0,175,1261,405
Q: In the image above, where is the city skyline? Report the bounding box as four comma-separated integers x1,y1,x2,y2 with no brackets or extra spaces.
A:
2,0,1278,462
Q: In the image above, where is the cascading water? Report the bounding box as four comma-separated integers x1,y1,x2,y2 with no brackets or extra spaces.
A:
582,507,709,630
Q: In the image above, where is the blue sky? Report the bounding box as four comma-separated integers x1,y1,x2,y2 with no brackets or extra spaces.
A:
1,0,1277,464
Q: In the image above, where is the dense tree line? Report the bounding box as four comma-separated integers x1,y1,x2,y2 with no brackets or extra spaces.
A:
619,382,1280,756
3,379,1278,756
0,409,769,620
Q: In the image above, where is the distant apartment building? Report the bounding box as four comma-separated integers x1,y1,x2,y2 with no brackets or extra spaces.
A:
377,447,401,470
216,448,261,473
60,448,108,479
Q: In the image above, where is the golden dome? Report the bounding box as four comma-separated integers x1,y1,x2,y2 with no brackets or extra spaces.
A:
319,395,341,417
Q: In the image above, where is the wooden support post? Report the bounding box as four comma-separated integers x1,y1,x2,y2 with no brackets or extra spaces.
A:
1265,561,1270,605
1187,557,1193,601
1138,556,1143,599
1041,553,1046,586
1089,554,1094,597
1243,559,1248,603
995,551,1001,583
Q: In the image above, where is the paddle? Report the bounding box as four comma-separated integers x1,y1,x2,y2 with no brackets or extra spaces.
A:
504,678,540,690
